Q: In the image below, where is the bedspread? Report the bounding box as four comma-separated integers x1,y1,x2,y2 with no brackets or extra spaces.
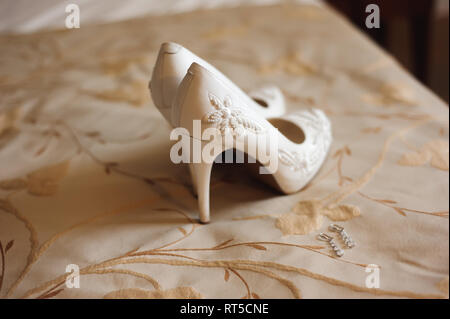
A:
0,3,448,299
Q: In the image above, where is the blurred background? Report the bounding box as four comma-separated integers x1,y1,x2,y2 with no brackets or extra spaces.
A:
329,0,449,103
0,0,448,102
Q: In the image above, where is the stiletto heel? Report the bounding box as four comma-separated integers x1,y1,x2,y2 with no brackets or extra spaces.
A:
183,134,224,223
188,163,198,196
189,161,214,223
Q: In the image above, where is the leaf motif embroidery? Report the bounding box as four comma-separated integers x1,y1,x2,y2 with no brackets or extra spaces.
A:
276,200,361,235
251,292,261,299
322,204,361,221
0,178,27,191
27,161,70,196
5,240,14,253
245,244,267,250
0,161,70,196
38,288,64,299
398,139,449,171
224,269,230,282
213,238,234,249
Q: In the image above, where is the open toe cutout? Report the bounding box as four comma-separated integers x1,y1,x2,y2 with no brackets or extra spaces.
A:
252,97,269,108
268,118,305,144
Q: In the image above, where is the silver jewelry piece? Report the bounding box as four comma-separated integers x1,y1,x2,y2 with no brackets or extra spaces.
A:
329,224,356,248
318,232,344,257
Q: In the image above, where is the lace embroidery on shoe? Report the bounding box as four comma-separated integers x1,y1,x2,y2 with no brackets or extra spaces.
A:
278,109,332,173
202,93,263,136
288,109,332,150
278,149,309,173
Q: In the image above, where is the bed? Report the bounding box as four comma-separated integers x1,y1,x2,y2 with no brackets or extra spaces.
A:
0,2,448,298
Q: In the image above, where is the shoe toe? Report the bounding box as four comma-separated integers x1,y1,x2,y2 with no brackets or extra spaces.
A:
161,42,182,54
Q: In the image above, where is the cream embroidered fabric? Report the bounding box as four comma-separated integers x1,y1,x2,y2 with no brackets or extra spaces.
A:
0,4,448,299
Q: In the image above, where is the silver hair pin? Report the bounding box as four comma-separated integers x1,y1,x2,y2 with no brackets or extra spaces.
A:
318,232,344,257
329,224,355,248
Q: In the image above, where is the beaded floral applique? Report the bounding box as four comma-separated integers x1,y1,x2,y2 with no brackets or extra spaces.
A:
202,93,263,136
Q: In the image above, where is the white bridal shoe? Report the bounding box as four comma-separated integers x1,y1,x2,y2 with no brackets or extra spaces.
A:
150,42,286,125
167,63,332,223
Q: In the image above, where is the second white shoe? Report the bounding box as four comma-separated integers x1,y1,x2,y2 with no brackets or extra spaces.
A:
149,42,286,126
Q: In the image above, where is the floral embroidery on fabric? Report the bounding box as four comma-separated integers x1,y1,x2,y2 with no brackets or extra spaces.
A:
398,139,449,171
275,200,361,235
104,287,203,299
0,3,448,301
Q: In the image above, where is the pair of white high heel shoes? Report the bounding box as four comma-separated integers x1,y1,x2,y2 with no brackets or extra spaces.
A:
149,42,332,223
